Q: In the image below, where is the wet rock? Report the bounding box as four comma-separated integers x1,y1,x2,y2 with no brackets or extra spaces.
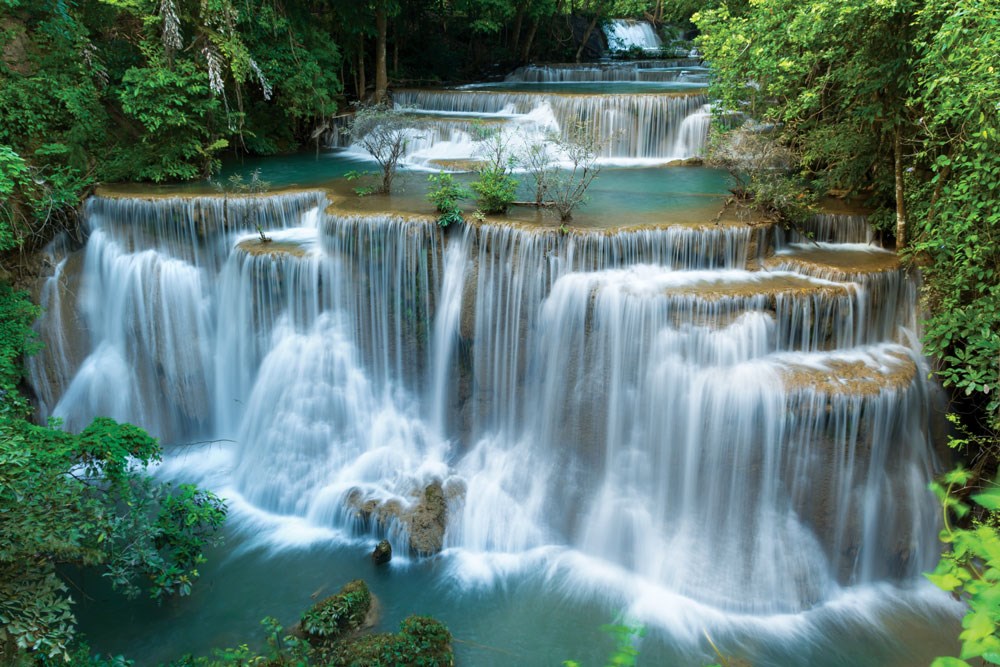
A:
344,480,462,557
372,539,392,565
408,481,447,555
664,157,705,167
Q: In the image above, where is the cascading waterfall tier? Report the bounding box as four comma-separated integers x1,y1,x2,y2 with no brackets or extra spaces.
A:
388,89,710,161
506,62,709,84
30,194,940,629
32,193,323,439
603,19,663,52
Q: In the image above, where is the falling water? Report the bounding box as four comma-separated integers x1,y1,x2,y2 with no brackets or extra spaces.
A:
392,89,710,160
604,19,663,52
30,55,952,662
505,62,709,83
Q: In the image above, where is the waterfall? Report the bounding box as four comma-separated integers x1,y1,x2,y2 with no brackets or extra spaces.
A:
776,211,875,245
393,90,710,160
604,19,663,52
30,191,941,631
31,193,326,435
506,62,710,83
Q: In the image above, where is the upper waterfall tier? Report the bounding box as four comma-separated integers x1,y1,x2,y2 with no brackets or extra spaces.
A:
392,89,709,160
604,19,664,52
506,62,710,84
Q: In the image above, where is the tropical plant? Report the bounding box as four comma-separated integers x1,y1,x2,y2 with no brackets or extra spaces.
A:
928,467,1000,666
426,173,470,227
471,124,518,214
0,285,226,663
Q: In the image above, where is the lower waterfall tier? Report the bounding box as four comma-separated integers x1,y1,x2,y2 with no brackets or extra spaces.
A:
30,195,942,625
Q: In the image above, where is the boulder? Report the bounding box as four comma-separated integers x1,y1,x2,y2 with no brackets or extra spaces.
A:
372,539,392,565
408,481,447,555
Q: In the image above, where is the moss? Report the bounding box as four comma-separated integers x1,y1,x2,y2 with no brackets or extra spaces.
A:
301,580,372,642
321,615,453,667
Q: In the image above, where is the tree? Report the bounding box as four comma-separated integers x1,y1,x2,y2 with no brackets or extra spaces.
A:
693,0,998,427
348,103,410,194
695,0,917,245
549,121,603,222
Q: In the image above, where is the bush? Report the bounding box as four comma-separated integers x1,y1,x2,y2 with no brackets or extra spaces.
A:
471,167,518,214
426,173,470,227
301,580,372,641
324,615,453,667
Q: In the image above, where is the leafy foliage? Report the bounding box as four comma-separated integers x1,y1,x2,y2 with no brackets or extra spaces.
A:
173,613,452,667
695,0,999,441
301,580,372,641
0,286,226,662
320,615,453,667
470,167,518,215
470,125,518,214
426,173,470,227
116,62,225,181
928,467,1000,666
0,0,341,252
908,0,1000,431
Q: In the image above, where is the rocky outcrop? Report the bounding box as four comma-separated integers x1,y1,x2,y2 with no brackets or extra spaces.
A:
408,481,447,555
346,479,464,556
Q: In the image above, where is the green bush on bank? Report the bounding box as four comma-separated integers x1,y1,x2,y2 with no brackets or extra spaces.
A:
0,283,227,663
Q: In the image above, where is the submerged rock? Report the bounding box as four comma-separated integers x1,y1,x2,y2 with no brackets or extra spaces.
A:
301,579,373,643
372,539,392,565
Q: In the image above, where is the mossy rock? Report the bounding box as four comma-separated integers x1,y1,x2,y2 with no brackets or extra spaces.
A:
372,539,392,565
323,615,453,667
301,580,372,643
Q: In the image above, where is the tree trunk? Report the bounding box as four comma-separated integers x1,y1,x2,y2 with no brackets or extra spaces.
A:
511,8,524,53
374,5,389,104
357,35,366,100
392,20,399,73
894,127,907,250
521,18,538,63
575,13,601,63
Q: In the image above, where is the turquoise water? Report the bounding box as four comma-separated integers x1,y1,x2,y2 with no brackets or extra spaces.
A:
102,151,735,228
75,521,958,666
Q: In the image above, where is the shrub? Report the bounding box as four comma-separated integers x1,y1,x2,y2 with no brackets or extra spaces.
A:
301,580,372,641
471,167,518,214
324,615,453,667
426,173,471,227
